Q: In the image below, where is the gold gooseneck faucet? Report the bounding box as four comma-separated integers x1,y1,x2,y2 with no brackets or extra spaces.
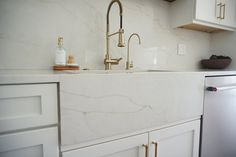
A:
104,0,125,70
126,33,141,70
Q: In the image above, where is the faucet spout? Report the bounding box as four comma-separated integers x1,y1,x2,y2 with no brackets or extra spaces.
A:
105,0,125,70
106,0,123,33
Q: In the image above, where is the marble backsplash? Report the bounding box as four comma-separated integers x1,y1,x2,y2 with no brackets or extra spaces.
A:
211,31,236,69
0,0,211,71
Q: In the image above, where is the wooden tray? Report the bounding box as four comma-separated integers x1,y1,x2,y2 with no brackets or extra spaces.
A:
53,65,80,71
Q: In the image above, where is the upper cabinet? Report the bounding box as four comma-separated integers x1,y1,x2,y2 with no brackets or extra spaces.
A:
221,0,236,28
170,0,236,32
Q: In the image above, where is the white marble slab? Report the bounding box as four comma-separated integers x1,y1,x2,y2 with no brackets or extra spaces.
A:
60,72,205,149
0,0,211,71
0,70,59,84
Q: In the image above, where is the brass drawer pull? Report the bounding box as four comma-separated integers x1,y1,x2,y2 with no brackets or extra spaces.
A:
152,142,158,157
142,144,149,157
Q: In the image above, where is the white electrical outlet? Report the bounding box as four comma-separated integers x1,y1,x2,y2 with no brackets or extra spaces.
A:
177,44,186,55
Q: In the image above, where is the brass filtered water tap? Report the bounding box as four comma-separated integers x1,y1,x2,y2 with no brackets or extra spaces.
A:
104,0,125,70
126,33,141,70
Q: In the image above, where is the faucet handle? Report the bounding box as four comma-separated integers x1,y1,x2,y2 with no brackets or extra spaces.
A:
104,57,123,65
117,57,122,62
112,57,122,65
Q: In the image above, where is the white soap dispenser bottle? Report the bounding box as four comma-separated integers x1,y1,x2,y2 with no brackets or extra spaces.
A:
55,37,66,65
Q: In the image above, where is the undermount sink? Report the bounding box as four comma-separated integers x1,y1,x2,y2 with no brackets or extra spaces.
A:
63,69,172,74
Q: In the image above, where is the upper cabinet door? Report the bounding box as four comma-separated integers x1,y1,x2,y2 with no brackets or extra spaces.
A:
220,0,236,27
195,0,219,24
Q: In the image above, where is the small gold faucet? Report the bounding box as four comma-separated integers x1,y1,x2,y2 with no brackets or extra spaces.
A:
104,0,125,70
126,33,141,70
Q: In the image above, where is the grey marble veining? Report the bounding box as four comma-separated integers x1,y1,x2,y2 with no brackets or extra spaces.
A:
60,72,205,148
0,0,211,70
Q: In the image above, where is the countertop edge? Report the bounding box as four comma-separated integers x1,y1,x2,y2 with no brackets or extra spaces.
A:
1,70,236,84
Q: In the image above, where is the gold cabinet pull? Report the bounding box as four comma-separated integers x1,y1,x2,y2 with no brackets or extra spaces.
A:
217,3,222,19
142,144,149,157
222,4,226,19
152,142,158,157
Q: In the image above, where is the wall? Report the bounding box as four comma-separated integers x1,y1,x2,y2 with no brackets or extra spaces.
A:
0,0,211,71
211,32,236,70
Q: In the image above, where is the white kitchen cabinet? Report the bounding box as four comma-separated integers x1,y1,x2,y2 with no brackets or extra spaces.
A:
171,0,236,32
0,127,59,157
62,133,149,157
0,83,59,157
149,120,200,157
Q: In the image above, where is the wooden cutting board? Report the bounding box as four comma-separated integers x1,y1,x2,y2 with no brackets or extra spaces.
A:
53,65,80,71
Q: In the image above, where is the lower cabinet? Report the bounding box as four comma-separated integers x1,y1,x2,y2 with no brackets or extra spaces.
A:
0,127,59,157
0,83,59,157
62,120,200,157
149,120,200,157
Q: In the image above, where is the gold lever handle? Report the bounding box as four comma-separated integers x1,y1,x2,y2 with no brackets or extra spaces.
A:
152,142,158,157
142,144,149,157
104,57,122,65
116,57,123,62
111,57,122,65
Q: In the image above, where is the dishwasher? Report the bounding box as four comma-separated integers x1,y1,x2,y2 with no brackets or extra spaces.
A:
201,76,236,157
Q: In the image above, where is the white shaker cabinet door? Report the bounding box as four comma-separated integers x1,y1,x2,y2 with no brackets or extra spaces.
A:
62,133,148,157
195,0,219,24
0,127,59,157
149,120,200,157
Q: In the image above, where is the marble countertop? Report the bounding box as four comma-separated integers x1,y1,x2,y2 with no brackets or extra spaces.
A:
0,70,59,84
0,69,236,84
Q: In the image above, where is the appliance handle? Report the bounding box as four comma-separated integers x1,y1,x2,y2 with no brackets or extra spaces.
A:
206,85,236,92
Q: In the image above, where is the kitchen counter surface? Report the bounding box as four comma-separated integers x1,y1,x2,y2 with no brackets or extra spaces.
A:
0,70,60,84
0,69,236,84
